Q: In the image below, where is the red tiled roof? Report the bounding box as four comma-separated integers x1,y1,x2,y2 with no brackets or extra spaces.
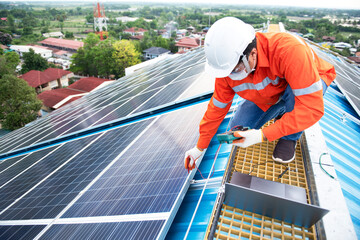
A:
20,68,72,88
44,68,72,80
130,35,144,40
68,77,113,92
123,27,147,33
175,37,200,48
38,88,85,108
38,38,84,50
348,56,360,64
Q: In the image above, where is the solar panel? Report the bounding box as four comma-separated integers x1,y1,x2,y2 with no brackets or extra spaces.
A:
0,225,46,240
310,44,360,117
40,221,164,240
0,49,209,155
0,101,208,239
0,120,150,220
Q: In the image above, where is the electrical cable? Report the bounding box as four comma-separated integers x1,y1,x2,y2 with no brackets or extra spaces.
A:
319,152,335,179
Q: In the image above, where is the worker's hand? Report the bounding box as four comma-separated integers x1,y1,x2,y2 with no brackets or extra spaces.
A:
232,129,263,148
184,147,204,172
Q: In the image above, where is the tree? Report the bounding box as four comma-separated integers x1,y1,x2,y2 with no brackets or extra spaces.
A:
0,52,20,77
0,74,42,130
0,31,12,45
7,14,15,33
112,40,140,77
21,48,49,74
65,31,74,39
4,51,20,71
22,26,33,36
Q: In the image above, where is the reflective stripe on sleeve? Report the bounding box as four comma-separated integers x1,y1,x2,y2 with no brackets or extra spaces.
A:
292,81,322,96
213,97,230,109
232,77,280,93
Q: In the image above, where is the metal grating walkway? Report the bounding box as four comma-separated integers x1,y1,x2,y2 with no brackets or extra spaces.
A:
206,122,318,239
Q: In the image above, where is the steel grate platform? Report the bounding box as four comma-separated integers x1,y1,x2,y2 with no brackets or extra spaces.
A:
206,121,318,239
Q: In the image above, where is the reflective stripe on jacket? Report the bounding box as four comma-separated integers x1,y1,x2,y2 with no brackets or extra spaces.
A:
197,32,336,149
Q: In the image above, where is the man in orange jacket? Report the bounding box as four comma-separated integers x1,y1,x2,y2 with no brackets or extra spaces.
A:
184,17,336,171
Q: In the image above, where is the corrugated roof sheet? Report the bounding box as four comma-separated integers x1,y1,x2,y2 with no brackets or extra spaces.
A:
319,83,360,238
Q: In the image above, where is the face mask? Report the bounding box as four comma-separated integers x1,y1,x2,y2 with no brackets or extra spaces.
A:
229,69,249,80
229,57,256,81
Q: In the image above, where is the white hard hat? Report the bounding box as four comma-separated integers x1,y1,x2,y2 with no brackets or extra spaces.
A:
204,17,255,78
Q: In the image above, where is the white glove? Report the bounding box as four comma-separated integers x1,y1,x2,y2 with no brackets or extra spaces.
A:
231,129,263,148
184,147,205,171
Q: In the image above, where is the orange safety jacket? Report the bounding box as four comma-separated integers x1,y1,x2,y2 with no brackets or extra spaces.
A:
197,32,336,149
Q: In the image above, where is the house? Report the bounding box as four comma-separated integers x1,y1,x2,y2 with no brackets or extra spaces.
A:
334,42,352,49
347,56,360,64
37,77,113,110
0,44,7,51
67,77,113,93
38,38,84,52
143,47,170,60
19,68,73,93
175,37,201,53
322,36,335,42
116,16,138,23
37,88,86,111
9,45,52,59
176,29,187,39
303,33,315,39
42,32,64,38
123,27,147,36
0,17,7,21
129,35,144,40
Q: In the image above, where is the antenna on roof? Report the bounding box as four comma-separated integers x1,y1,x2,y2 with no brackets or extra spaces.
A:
94,2,107,40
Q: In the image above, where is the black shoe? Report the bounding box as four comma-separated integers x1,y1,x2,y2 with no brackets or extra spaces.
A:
272,139,297,164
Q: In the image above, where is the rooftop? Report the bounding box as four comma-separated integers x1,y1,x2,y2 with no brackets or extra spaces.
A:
143,46,170,55
175,37,200,48
20,68,72,88
38,38,84,50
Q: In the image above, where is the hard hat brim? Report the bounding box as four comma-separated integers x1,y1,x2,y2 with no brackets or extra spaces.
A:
205,60,236,78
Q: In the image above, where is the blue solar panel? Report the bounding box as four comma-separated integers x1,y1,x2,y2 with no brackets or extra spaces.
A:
40,221,164,240
0,120,151,220
0,147,57,186
0,49,207,155
0,48,210,239
0,225,45,240
63,102,207,218
0,135,99,213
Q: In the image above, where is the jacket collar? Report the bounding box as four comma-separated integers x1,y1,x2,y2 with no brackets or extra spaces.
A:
255,33,270,68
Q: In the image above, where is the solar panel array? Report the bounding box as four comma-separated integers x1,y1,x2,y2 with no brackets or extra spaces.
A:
309,43,360,117
0,49,212,155
0,48,214,239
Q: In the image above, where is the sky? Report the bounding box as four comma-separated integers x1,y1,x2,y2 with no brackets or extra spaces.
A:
1,0,360,10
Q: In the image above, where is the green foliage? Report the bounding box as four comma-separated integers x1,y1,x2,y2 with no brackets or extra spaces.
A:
112,40,140,77
4,52,20,71
21,48,49,74
7,14,16,33
0,74,42,130
70,34,140,78
65,31,74,39
341,48,351,57
22,26,33,36
0,52,20,77
0,31,12,45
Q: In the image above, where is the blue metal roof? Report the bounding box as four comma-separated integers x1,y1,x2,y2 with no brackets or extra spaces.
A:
319,83,360,238
166,101,238,239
